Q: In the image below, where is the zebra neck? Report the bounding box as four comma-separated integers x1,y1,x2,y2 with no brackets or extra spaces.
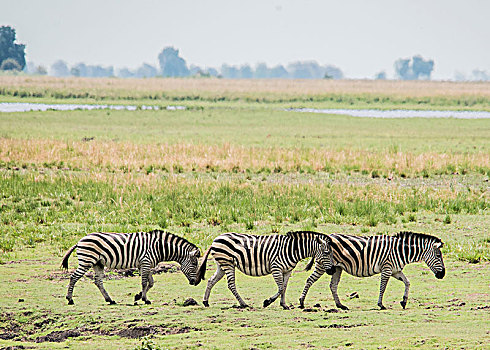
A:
396,237,425,265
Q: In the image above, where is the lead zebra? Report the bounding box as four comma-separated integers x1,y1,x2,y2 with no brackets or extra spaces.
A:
62,230,201,305
197,231,335,309
301,231,445,310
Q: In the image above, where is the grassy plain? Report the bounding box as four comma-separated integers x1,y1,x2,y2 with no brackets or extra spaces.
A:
0,76,489,349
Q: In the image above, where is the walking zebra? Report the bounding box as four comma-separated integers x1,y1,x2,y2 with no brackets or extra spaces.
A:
301,231,445,310
197,231,335,309
62,230,201,305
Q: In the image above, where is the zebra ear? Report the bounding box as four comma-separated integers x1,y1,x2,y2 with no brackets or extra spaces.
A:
434,242,443,249
191,249,200,257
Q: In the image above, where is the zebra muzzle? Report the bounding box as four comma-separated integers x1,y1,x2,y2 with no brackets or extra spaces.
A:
435,268,445,279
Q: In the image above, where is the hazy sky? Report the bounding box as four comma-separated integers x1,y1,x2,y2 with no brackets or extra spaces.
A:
2,0,489,79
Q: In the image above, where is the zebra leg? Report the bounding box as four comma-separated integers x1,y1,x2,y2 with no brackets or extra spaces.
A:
138,262,153,305
329,267,348,310
279,270,292,309
299,265,325,309
66,264,91,305
134,272,154,304
393,271,410,309
377,266,392,310
223,265,248,308
263,269,284,308
203,263,225,307
93,263,116,305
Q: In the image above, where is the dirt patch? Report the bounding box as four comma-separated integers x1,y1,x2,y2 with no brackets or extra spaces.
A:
117,325,199,339
35,329,81,343
470,305,489,310
318,323,366,329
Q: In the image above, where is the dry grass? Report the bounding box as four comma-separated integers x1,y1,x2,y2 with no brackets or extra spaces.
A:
2,139,488,177
1,76,490,100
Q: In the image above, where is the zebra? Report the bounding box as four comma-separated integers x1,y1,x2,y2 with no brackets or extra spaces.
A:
61,229,201,305
196,231,336,309
300,231,445,310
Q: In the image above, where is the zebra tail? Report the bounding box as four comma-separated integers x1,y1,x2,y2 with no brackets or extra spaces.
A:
61,244,77,270
305,257,315,271
196,246,213,283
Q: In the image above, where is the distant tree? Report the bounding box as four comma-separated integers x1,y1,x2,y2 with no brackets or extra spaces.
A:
394,55,434,80
269,65,288,78
117,67,135,78
254,62,269,78
239,64,253,79
375,71,387,80
0,58,22,71
0,26,26,70
189,64,202,76
158,47,189,77
36,65,47,75
51,60,70,77
324,65,343,80
136,63,157,78
472,69,489,81
205,67,219,77
220,64,240,78
412,55,434,80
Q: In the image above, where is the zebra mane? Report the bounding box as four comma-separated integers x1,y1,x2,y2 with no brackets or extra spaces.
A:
394,231,442,243
148,229,199,252
286,231,327,239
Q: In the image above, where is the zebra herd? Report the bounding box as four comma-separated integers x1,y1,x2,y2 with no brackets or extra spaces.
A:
62,229,445,310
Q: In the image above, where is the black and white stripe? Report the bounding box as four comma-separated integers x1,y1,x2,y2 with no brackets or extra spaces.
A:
197,231,335,309
301,231,445,310
62,229,201,305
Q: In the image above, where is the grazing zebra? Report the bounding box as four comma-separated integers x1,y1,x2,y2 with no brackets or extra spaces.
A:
196,231,335,309
62,229,201,305
301,231,445,310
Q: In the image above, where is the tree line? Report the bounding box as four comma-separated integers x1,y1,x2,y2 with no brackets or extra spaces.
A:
1,25,488,81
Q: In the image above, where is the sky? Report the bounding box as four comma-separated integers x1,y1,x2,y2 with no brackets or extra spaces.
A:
2,0,490,79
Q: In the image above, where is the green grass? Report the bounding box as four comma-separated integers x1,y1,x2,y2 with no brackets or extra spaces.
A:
1,108,489,153
0,249,488,349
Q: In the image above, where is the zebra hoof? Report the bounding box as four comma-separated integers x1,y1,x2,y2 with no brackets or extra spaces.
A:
67,299,74,305
108,300,116,305
338,305,349,311
400,301,407,309
378,305,386,310
203,301,209,307
298,304,304,309
263,299,272,308
134,293,142,302
144,300,151,305
281,304,290,310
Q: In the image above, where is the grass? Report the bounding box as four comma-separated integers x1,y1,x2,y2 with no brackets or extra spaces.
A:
0,249,488,349
1,76,490,110
0,76,489,348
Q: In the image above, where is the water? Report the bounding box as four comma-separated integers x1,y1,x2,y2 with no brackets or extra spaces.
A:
286,108,490,119
0,102,186,113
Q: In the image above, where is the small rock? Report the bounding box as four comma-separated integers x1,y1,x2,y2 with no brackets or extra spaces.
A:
183,298,198,306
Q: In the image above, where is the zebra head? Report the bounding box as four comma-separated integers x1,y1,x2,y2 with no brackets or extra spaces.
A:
314,235,336,275
180,249,201,286
423,241,445,279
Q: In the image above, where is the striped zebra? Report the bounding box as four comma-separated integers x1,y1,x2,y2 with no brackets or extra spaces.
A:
301,231,445,310
196,231,335,309
62,229,201,305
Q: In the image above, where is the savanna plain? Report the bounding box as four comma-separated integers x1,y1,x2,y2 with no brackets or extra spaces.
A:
0,76,489,349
